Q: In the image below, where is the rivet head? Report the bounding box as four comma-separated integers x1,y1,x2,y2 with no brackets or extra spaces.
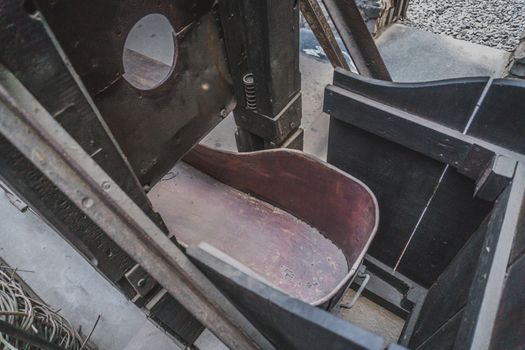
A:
81,197,94,208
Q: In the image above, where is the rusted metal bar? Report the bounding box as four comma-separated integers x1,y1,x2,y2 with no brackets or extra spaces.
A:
322,0,392,80
0,65,273,350
299,0,350,69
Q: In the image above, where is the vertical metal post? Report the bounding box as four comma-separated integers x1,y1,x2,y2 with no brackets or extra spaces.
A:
218,0,304,151
322,0,392,80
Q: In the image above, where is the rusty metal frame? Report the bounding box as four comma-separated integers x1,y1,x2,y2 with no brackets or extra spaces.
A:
0,65,273,350
322,0,392,80
299,0,350,69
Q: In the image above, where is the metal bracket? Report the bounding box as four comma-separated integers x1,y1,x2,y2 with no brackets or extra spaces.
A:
339,266,370,310
234,92,302,147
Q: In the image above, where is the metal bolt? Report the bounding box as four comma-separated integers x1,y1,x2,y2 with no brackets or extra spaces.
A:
101,181,111,191
81,197,94,208
137,278,147,287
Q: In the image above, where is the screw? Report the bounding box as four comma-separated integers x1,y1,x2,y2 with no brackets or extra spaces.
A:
101,181,111,191
81,197,94,208
137,278,147,287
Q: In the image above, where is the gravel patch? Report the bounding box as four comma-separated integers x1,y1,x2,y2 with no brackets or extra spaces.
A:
403,0,525,51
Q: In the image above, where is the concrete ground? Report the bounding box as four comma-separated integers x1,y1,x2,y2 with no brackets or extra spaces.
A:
0,21,512,350
376,24,511,82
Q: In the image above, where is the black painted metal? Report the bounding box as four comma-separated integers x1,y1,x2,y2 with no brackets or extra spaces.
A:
300,0,350,70
322,0,391,80
0,0,165,229
324,72,525,287
218,0,303,151
0,320,65,350
35,0,235,185
491,223,525,349
468,79,525,155
354,255,426,319
0,66,271,349
188,244,390,350
0,0,225,342
325,70,525,349
409,213,490,348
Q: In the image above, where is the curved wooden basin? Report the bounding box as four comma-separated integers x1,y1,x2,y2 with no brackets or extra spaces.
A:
148,145,378,306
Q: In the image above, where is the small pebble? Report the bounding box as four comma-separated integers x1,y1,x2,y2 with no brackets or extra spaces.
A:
402,0,525,51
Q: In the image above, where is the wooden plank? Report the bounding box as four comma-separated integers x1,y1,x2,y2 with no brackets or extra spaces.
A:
327,118,444,269
409,165,524,349
396,170,492,285
416,310,464,350
322,0,391,80
327,116,491,287
36,0,234,184
508,195,525,264
409,214,488,348
490,251,525,349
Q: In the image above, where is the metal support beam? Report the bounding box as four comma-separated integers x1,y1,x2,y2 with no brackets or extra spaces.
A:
322,0,391,80
299,0,350,69
0,65,273,350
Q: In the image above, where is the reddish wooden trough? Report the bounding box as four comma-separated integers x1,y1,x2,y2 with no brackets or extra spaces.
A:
148,145,378,307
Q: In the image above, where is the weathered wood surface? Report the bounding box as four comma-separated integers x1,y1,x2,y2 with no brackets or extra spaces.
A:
325,72,496,287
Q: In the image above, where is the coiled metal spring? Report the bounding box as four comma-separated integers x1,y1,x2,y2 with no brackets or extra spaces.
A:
243,73,257,110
